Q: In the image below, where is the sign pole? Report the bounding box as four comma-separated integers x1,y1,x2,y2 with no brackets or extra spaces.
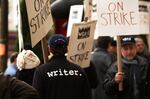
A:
84,0,92,21
17,0,24,52
41,37,48,63
146,34,150,52
116,36,123,91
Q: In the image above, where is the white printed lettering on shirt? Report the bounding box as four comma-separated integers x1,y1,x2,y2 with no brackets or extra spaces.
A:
47,69,82,78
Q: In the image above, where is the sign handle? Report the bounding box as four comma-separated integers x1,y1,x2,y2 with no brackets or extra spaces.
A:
84,0,92,21
146,34,150,52
116,36,123,91
41,37,48,63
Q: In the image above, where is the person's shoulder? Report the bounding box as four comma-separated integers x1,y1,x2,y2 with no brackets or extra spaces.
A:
69,62,82,69
34,62,54,74
36,63,49,69
0,75,9,83
0,75,10,93
137,55,149,65
6,76,39,99
0,75,18,89
68,62,86,73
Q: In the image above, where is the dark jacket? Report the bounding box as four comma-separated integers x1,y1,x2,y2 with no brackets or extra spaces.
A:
137,51,150,99
84,62,99,89
16,68,36,85
91,47,114,99
32,55,92,99
103,56,149,99
0,75,38,99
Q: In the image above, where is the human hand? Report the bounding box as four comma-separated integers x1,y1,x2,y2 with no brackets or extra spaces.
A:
114,72,124,84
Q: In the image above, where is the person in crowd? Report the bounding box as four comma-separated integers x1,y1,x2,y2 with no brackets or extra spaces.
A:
134,36,150,61
0,74,38,99
103,36,149,99
107,37,117,62
4,52,18,77
32,34,92,99
134,36,150,99
16,49,40,85
91,36,114,99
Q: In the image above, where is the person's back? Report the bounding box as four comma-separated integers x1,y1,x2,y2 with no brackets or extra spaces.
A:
16,49,40,85
0,75,38,99
32,34,92,99
33,55,91,99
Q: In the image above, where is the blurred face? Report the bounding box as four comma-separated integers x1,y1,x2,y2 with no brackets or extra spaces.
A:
107,43,117,54
121,44,137,60
135,41,145,53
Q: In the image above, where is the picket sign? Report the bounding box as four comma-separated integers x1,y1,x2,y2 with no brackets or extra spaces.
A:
67,20,97,68
66,0,97,68
95,0,139,37
67,5,84,37
92,0,140,91
25,0,54,63
139,1,150,34
25,0,53,47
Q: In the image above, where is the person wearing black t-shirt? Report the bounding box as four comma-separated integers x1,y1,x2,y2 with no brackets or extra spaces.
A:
32,34,92,99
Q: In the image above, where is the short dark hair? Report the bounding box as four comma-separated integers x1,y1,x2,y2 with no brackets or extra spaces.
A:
10,52,18,63
96,36,112,50
111,37,116,46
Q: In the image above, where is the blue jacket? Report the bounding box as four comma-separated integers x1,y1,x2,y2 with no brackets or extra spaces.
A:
4,64,17,77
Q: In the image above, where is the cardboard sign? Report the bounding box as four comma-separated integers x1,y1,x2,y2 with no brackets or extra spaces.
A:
67,5,83,37
25,0,53,47
139,1,150,33
95,0,139,37
67,20,97,68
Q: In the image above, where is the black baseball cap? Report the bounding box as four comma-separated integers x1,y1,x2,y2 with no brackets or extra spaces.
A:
121,36,135,46
48,34,68,49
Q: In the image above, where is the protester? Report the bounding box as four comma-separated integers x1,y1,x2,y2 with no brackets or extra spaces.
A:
32,34,92,99
0,74,38,99
16,49,40,85
103,36,149,99
4,52,18,77
134,36,150,99
91,36,114,99
135,36,150,60
107,37,117,61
